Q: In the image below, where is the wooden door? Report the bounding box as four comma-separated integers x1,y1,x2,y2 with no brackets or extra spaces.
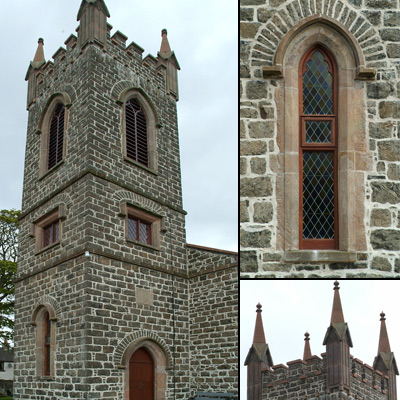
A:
129,347,154,400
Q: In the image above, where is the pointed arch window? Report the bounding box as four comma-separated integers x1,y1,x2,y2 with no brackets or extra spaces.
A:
43,311,51,376
125,99,148,167
48,103,65,170
299,46,338,250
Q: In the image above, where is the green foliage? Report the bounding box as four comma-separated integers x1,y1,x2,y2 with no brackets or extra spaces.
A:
0,209,20,347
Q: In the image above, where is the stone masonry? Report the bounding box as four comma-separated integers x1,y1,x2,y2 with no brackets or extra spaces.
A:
240,0,400,277
14,1,238,399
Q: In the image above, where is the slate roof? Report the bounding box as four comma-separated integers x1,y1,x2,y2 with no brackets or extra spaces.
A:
0,348,14,362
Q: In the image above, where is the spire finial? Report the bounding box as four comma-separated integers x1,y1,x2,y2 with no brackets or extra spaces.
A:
378,311,391,353
31,38,45,69
330,280,345,323
252,303,266,344
303,331,312,360
160,28,172,53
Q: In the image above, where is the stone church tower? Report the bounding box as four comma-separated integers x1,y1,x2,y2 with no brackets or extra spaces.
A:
245,281,398,399
14,1,238,399
240,0,400,277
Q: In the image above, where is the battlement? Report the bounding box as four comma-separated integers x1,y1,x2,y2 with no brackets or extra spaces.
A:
26,0,179,109
261,353,389,399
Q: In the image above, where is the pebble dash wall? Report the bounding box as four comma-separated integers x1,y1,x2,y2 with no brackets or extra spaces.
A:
13,1,238,399
240,0,400,278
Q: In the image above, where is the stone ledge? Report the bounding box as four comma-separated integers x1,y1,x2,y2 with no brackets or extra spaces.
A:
283,250,357,264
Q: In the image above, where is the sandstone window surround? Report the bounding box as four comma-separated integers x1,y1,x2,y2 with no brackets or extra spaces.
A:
32,206,66,254
117,89,159,174
119,202,162,251
269,15,375,263
36,93,71,178
31,303,58,378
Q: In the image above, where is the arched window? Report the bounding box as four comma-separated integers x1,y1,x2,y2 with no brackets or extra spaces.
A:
31,304,57,377
48,103,65,169
299,45,338,250
129,347,154,400
38,93,70,177
43,311,51,376
125,99,148,167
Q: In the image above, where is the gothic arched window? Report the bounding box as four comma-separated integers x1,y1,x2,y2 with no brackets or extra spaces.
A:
48,103,65,170
299,45,338,250
43,311,51,376
125,99,148,167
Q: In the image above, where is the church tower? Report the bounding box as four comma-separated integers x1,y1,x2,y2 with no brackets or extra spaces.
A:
14,1,238,399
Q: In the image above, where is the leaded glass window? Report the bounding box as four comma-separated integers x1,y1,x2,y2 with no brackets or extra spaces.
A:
299,46,337,249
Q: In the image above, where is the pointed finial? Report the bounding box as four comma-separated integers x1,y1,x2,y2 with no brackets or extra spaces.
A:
303,332,312,360
31,38,45,69
333,280,339,290
160,28,172,53
330,280,345,323
378,311,391,353
252,303,266,344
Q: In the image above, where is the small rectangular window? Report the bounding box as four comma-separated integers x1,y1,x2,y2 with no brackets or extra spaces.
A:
124,206,160,249
34,209,63,253
43,220,60,248
128,217,152,245
0,362,4,371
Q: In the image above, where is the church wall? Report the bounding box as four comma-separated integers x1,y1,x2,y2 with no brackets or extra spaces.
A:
189,266,238,396
240,0,400,277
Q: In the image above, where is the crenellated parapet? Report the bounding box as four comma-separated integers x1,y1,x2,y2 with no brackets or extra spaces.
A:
261,354,390,399
25,0,179,109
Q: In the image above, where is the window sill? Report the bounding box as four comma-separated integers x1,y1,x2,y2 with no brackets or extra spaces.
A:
126,238,160,251
123,156,158,176
283,250,357,264
38,160,65,181
35,241,61,255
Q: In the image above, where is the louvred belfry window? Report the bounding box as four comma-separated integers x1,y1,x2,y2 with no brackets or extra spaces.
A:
126,99,149,167
299,45,338,250
48,103,65,170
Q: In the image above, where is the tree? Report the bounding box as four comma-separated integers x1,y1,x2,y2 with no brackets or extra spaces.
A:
0,209,20,347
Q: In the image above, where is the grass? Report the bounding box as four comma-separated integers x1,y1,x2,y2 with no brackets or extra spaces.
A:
1,397,13,400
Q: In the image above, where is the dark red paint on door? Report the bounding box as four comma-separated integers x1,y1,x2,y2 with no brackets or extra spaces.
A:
129,348,154,400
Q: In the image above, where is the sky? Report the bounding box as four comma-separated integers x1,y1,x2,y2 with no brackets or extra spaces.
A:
240,280,400,399
0,0,237,252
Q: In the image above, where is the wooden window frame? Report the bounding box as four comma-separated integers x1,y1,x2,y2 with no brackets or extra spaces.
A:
43,311,51,376
33,208,64,253
125,206,161,250
299,45,338,250
32,304,57,378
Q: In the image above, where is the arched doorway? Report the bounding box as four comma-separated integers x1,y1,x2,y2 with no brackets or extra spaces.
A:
129,347,154,400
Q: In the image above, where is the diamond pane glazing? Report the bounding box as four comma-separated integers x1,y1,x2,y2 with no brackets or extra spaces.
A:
128,218,138,240
139,221,151,244
306,120,331,143
303,51,333,115
303,152,334,239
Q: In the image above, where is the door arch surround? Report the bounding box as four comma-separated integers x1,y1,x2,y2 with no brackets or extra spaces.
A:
120,338,170,400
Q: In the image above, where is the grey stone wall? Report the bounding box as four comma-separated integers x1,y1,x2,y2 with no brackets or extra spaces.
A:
240,0,400,277
15,4,238,399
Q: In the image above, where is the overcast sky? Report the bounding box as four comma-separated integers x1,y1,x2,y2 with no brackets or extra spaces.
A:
0,0,237,251
240,280,400,399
